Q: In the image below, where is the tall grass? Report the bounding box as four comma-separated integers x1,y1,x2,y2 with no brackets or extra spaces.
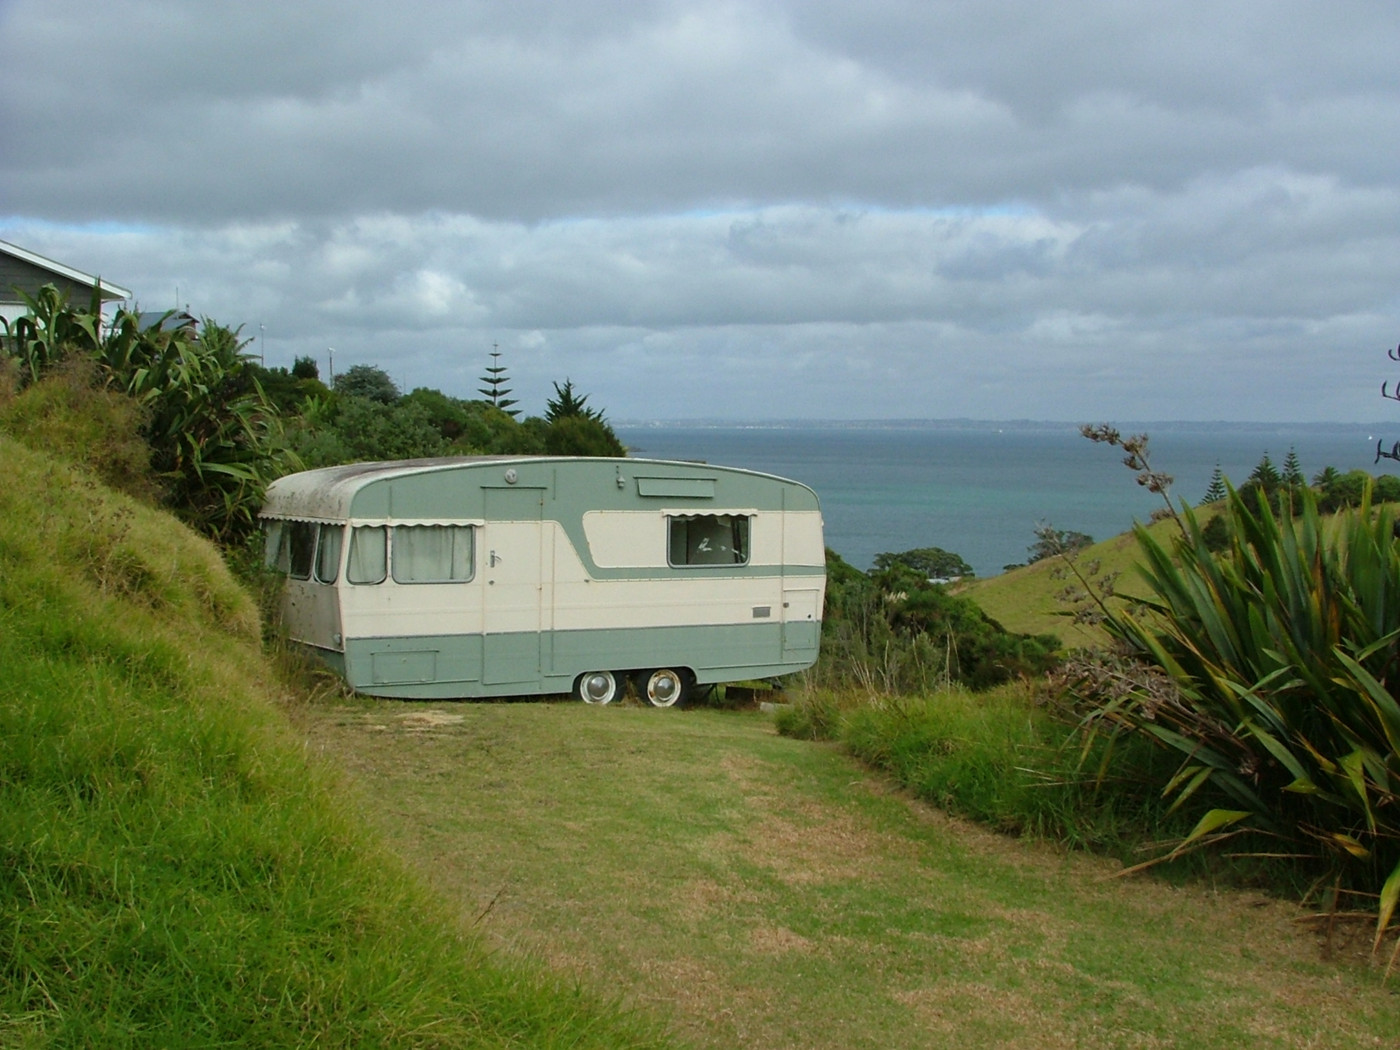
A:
776,684,1195,860
0,433,671,1048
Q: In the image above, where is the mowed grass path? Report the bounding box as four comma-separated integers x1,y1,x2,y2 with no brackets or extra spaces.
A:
303,701,1398,1050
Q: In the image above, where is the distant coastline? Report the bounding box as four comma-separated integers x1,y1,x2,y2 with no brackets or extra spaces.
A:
615,418,1398,433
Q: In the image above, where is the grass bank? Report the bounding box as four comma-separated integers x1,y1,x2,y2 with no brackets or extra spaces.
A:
0,434,670,1048
304,698,1400,1050
961,517,1186,644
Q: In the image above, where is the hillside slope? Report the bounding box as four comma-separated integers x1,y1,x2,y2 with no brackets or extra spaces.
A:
0,434,669,1048
961,516,1186,646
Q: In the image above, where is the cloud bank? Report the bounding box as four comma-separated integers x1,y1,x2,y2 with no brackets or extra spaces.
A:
3,0,1398,420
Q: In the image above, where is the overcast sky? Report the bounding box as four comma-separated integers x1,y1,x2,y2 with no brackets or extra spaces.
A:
4,0,1399,421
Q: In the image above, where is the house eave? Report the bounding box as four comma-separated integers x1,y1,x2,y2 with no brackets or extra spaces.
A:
0,238,132,301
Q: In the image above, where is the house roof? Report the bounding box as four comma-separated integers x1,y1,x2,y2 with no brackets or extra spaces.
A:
0,238,132,302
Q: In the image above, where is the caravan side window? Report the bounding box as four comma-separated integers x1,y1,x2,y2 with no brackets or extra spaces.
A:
346,526,387,584
668,514,750,566
392,524,474,583
315,524,343,584
286,522,316,580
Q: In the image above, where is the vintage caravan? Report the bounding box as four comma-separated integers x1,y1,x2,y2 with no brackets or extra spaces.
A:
260,456,825,704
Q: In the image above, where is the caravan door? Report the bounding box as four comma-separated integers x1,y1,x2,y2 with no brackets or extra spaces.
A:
480,487,547,688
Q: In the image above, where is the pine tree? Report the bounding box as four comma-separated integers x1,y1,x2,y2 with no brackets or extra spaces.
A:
1249,451,1281,489
1282,446,1305,487
477,345,519,417
1201,463,1227,505
545,379,604,424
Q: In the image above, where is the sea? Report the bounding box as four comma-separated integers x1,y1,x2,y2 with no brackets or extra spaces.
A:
614,420,1399,578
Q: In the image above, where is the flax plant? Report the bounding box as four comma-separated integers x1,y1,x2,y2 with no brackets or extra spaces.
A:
1077,483,1400,957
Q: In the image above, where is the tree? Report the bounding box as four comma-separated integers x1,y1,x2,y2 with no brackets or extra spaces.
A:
1248,451,1281,489
478,345,519,417
1200,463,1227,505
545,378,604,423
871,546,975,581
1027,525,1093,564
1282,447,1305,487
543,414,626,457
334,364,399,404
292,355,319,380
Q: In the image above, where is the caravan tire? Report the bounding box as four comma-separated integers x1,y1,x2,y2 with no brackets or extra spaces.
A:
575,671,621,705
638,668,690,708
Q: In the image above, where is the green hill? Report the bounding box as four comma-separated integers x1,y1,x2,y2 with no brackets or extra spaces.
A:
0,432,669,1048
961,516,1186,647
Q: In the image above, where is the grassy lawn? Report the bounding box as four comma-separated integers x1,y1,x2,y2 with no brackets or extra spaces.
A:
303,699,1400,1050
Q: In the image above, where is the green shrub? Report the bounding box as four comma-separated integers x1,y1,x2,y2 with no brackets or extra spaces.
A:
1071,482,1400,945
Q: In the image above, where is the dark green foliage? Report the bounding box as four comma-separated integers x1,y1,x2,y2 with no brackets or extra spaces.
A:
1248,450,1282,488
1317,468,1378,512
872,546,974,580
297,395,449,465
814,549,1059,695
543,413,626,457
291,354,319,380
333,363,399,404
1198,510,1230,552
1282,446,1305,487
1,283,105,385
246,362,330,416
545,378,606,423
1201,463,1227,505
2,286,290,546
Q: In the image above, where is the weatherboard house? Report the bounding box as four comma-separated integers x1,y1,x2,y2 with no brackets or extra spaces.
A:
0,239,131,326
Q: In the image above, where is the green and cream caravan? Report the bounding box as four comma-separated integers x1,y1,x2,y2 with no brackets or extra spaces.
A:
260,456,826,705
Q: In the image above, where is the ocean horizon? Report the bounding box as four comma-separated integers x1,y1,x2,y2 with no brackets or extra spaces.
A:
613,419,1400,577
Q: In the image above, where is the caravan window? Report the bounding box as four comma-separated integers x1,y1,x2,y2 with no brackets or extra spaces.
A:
269,521,316,580
262,519,316,579
346,526,387,584
668,514,750,566
391,524,474,583
263,520,286,571
315,524,343,584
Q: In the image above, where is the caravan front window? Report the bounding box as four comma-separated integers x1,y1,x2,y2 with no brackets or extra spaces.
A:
668,514,750,566
347,526,387,584
392,524,474,583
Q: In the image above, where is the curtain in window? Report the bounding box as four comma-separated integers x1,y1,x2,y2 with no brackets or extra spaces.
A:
347,526,387,584
392,525,473,583
315,524,343,584
668,515,749,565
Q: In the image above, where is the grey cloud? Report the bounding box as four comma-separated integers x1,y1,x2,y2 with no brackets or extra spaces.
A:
2,0,1398,421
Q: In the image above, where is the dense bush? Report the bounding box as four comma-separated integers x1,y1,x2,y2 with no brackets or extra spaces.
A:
812,548,1060,695
2,287,290,545
1066,482,1400,945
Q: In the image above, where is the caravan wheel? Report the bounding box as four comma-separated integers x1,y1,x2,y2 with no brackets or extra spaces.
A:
639,668,690,708
575,671,620,705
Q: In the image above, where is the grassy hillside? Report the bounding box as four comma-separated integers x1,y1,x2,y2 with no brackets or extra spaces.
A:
961,515,1186,646
0,433,670,1048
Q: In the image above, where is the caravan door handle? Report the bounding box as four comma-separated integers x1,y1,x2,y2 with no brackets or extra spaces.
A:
489,550,501,567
